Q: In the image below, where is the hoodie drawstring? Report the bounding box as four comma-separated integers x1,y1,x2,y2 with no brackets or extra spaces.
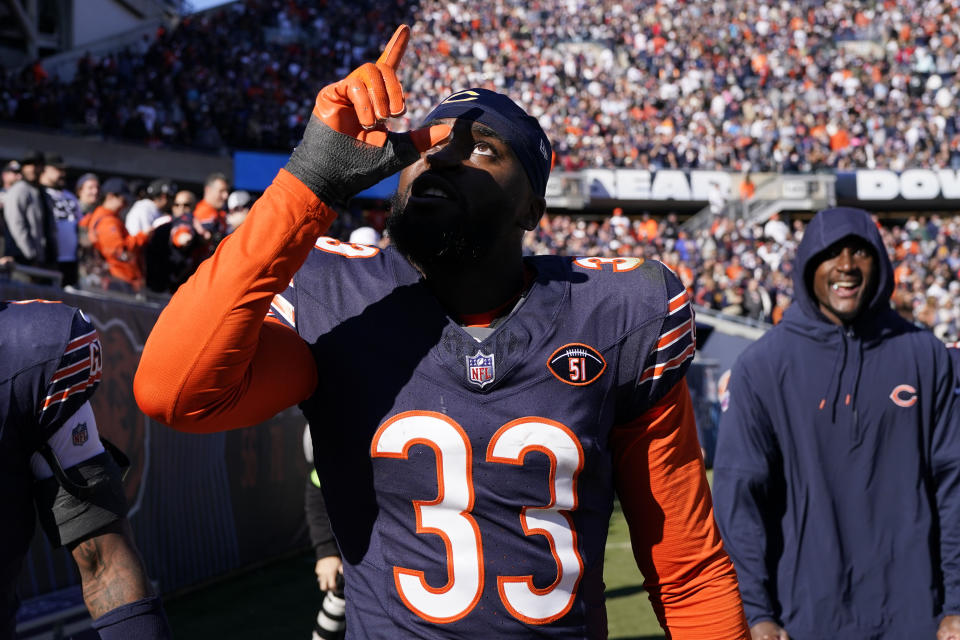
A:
819,327,847,421
850,338,864,407
817,328,866,439
849,337,865,442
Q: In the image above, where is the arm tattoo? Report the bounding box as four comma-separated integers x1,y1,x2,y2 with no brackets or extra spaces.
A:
71,522,154,619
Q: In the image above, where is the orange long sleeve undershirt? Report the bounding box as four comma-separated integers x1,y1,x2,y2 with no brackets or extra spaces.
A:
613,380,749,639
134,169,333,431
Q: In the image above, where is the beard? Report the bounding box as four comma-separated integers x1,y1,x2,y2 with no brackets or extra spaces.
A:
385,189,500,273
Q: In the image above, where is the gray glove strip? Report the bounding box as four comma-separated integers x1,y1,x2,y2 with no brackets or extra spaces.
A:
285,116,420,206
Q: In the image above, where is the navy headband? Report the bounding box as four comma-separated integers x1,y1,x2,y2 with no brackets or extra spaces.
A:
420,88,552,197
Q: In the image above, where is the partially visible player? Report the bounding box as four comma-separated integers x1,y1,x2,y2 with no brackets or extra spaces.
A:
948,341,960,387
135,25,748,638
1,299,170,639
303,426,346,640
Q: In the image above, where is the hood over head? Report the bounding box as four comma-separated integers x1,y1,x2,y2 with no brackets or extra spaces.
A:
792,206,893,328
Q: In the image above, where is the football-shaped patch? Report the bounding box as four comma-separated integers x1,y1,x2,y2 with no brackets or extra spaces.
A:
547,343,606,386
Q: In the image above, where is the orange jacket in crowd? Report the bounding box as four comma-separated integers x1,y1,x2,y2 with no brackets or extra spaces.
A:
86,205,150,286
193,199,226,231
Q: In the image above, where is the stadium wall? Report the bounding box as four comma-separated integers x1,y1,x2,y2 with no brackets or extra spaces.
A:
4,282,310,605
72,0,145,49
233,150,960,213
0,124,232,186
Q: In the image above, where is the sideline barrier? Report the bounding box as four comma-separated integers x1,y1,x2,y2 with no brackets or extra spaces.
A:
5,283,310,628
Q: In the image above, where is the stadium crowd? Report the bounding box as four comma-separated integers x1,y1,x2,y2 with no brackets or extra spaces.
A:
3,148,960,343
524,207,960,342
3,0,960,338
2,0,960,171
0,152,252,296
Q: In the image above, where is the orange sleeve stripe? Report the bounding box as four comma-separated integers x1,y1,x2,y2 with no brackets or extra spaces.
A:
134,169,336,432
49,357,92,383
639,342,696,384
611,380,749,639
667,290,688,313
656,316,694,350
64,330,97,354
43,372,101,410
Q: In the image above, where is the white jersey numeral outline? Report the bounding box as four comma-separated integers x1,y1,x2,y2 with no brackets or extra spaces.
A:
371,412,483,623
314,236,379,258
371,411,585,625
573,256,643,272
487,417,585,624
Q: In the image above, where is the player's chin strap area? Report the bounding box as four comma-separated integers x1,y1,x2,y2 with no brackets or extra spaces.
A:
36,437,131,499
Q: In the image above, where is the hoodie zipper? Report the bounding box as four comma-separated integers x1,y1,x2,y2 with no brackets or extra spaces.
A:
843,326,866,447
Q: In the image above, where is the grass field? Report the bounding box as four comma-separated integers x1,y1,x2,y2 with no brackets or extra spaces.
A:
165,500,667,639
597,500,666,640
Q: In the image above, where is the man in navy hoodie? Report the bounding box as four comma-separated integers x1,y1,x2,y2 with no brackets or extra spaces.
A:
713,207,960,640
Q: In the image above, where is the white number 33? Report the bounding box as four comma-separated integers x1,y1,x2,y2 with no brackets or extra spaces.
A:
371,411,585,625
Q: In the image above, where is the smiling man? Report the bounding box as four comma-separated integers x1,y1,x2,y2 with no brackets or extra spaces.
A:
133,25,748,639
713,207,960,640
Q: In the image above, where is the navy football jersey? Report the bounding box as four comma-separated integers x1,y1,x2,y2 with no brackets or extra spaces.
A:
269,239,694,638
948,342,960,391
0,300,103,633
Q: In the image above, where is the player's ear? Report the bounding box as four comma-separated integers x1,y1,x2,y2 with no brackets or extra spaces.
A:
519,195,545,232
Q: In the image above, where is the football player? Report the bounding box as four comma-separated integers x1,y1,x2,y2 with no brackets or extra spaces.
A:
135,25,747,638
1,299,170,639
948,341,960,385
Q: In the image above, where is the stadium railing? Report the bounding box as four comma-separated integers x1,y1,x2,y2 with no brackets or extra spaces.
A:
682,173,837,232
3,264,63,288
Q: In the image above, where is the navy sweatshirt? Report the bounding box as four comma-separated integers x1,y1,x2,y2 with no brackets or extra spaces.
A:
713,208,960,639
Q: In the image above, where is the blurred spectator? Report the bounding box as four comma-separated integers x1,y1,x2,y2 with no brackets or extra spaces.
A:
226,190,251,233
0,160,19,261
85,177,150,292
763,213,789,245
128,180,148,204
126,178,176,236
610,206,629,231
739,175,756,201
637,212,659,243
193,172,229,244
170,190,197,219
39,152,81,286
3,151,57,270
0,161,20,251
144,190,205,294
1,161,20,193
708,181,726,216
348,226,380,247
741,279,771,322
75,173,100,215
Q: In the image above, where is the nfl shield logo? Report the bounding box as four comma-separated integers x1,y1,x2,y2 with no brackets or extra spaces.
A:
466,350,496,388
72,422,88,446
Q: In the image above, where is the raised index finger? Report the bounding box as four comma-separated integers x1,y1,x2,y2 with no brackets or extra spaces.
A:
376,25,410,70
